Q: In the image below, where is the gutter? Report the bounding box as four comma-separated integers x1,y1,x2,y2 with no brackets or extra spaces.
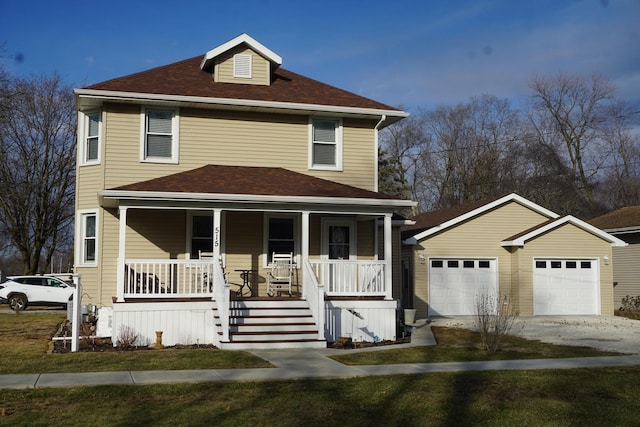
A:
74,89,409,121
373,114,387,192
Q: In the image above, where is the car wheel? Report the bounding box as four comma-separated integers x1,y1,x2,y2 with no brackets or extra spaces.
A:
8,294,28,311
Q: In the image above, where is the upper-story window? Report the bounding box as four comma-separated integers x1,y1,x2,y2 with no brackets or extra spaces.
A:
80,110,101,165
233,54,252,78
309,118,342,171
141,107,179,163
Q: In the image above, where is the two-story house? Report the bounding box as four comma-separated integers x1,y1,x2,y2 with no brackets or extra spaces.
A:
74,34,415,349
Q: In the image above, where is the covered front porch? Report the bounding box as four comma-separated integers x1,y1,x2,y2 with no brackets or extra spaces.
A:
97,165,414,348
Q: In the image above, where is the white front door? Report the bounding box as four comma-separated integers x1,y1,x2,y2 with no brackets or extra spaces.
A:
322,219,356,260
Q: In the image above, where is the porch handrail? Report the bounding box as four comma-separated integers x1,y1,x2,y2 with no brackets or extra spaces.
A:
308,259,387,297
211,260,230,343
302,259,325,341
123,259,216,298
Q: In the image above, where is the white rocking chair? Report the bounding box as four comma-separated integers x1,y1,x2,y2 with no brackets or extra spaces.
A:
267,252,293,296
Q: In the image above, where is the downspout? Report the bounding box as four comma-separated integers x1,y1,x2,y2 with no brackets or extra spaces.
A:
374,114,386,193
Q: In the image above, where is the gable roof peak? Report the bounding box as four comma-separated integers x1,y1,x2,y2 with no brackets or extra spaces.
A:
200,33,282,71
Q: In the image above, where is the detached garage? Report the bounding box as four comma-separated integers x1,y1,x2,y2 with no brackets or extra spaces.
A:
402,194,626,320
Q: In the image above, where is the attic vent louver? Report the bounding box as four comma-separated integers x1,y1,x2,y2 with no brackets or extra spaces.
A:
234,54,252,78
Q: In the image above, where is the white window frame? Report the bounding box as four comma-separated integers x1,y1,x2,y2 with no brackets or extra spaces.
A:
263,213,299,267
308,117,343,171
233,53,252,78
76,209,98,267
140,106,179,164
79,110,101,166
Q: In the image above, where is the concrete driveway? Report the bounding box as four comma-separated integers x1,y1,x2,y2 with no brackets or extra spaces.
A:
431,315,640,354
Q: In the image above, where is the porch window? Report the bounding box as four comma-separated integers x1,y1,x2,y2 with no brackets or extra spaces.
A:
81,110,100,165
141,107,179,163
309,118,342,170
266,216,296,264
191,215,213,256
77,210,97,266
322,219,355,260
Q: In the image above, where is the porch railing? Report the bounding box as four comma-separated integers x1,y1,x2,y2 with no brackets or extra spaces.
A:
308,260,388,298
124,259,218,298
302,259,325,340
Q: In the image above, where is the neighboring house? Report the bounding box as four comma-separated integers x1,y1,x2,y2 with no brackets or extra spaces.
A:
73,34,415,349
589,206,640,309
401,194,626,320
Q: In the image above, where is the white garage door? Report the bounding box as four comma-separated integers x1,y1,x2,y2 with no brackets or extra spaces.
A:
533,259,599,315
428,258,498,316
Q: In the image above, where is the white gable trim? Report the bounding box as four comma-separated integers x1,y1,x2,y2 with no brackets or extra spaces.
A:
406,193,559,244
501,215,627,247
200,33,282,70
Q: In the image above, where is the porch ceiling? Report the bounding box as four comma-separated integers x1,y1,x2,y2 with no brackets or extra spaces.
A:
98,165,415,213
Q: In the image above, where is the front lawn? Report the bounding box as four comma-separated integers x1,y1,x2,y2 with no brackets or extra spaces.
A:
0,312,270,374
1,367,640,425
329,326,623,365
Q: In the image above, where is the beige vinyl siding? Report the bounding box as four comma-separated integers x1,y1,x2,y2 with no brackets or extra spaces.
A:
214,46,270,85
101,107,377,191
126,210,186,259
76,166,103,209
412,202,551,319
356,219,376,260
516,224,614,316
612,245,640,309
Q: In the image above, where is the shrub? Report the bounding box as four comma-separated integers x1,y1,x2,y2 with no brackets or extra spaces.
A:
115,325,139,350
475,292,519,353
621,295,640,312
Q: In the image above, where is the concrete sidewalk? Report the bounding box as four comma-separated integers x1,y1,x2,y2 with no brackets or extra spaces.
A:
2,324,639,390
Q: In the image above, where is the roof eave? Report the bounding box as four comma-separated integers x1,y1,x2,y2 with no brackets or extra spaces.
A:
74,89,408,122
98,189,416,210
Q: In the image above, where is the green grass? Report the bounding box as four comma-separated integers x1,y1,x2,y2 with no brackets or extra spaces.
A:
1,310,640,425
0,312,270,374
330,326,623,365
1,367,640,425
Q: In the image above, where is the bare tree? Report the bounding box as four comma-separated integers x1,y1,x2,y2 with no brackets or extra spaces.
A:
421,95,523,209
379,110,429,215
0,72,76,274
527,73,617,216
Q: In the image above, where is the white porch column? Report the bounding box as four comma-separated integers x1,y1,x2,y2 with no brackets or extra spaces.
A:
384,213,393,300
301,211,310,299
212,209,221,262
116,206,127,302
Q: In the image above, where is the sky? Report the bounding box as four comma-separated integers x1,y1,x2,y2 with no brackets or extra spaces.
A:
1,0,639,112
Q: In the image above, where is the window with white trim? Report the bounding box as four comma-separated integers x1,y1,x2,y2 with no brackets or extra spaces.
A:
80,110,101,165
309,118,342,170
78,210,97,266
233,54,252,78
141,107,179,163
264,214,298,265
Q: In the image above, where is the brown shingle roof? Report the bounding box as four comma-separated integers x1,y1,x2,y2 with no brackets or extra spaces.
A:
84,56,399,112
588,206,640,230
112,165,397,200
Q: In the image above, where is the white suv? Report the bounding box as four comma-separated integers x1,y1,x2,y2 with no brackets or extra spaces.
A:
0,275,75,311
